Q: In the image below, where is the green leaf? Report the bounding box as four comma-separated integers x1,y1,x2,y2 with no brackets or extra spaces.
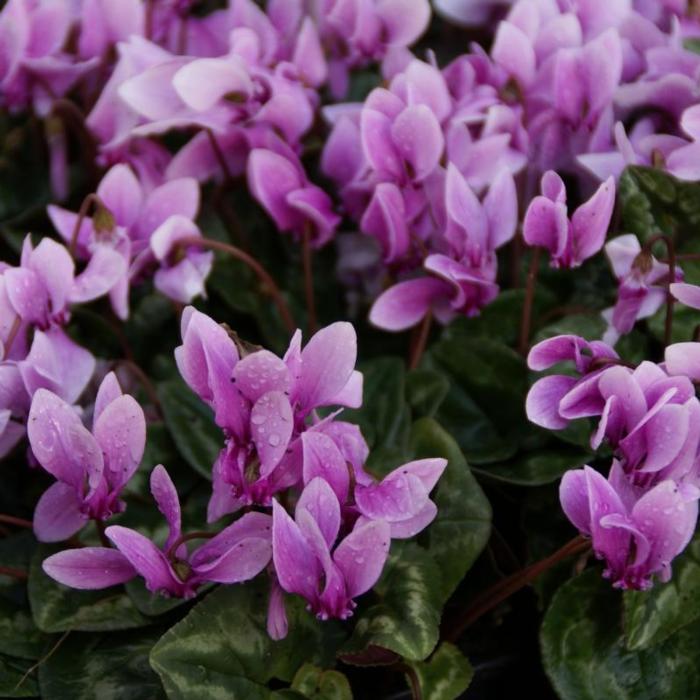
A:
39,628,166,700
428,337,528,463
475,447,591,486
0,597,45,660
29,545,149,633
409,418,491,602
340,543,442,663
158,379,222,480
409,643,473,700
291,664,352,700
405,369,449,418
541,569,700,700
623,536,700,651
125,578,194,618
619,165,700,241
150,583,346,699
0,653,38,698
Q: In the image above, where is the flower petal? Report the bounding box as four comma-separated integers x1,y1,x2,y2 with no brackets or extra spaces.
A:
42,547,136,590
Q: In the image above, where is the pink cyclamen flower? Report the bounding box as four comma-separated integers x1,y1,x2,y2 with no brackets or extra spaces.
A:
560,464,699,589
49,164,209,314
527,336,700,485
27,372,145,542
272,476,391,620
2,235,125,330
175,308,362,520
354,458,447,538
523,170,616,268
0,324,95,459
369,165,517,330
247,148,340,248
602,234,680,345
42,464,272,597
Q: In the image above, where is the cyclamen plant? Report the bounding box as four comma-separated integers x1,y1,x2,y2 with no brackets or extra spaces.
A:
4,0,700,697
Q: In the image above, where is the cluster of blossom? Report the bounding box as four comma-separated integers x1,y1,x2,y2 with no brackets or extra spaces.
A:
526,333,700,589
321,0,700,332
34,311,446,635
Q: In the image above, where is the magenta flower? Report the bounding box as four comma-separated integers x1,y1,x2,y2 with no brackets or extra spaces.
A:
247,148,340,248
49,164,208,314
42,464,273,597
0,327,95,459
2,236,124,330
560,464,699,589
369,165,516,330
354,458,447,538
670,281,700,311
27,372,146,542
523,171,615,269
602,235,680,345
527,336,700,485
272,477,391,620
175,308,362,520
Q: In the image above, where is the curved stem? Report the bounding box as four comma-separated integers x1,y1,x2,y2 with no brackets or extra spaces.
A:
0,514,33,530
0,566,28,580
2,315,22,361
113,359,163,419
409,312,432,371
95,520,109,548
302,225,317,335
175,236,296,334
444,535,590,642
644,234,676,347
518,247,541,356
69,193,103,256
166,530,216,560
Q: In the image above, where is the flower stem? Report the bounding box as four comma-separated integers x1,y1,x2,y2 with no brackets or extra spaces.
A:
113,359,163,419
518,246,541,356
1,315,22,360
175,236,296,334
0,566,27,580
69,193,104,256
302,225,317,335
0,514,33,529
408,312,432,370
166,530,216,560
644,234,676,346
95,520,110,548
444,535,589,642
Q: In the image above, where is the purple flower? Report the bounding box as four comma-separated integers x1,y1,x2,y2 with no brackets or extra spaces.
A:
670,281,700,311
272,477,391,620
523,171,615,268
175,308,362,519
27,372,146,542
354,458,447,538
527,336,700,485
0,327,95,459
49,164,208,314
2,236,124,330
602,234,680,345
369,165,516,330
42,464,273,597
560,464,699,589
247,148,340,248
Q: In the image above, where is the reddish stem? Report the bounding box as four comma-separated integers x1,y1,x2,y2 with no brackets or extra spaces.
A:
166,530,216,560
0,514,33,529
2,315,22,360
69,193,104,256
302,225,317,335
518,247,541,356
409,313,433,371
645,234,676,346
175,236,296,334
444,535,590,642
0,566,28,580
114,359,163,419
